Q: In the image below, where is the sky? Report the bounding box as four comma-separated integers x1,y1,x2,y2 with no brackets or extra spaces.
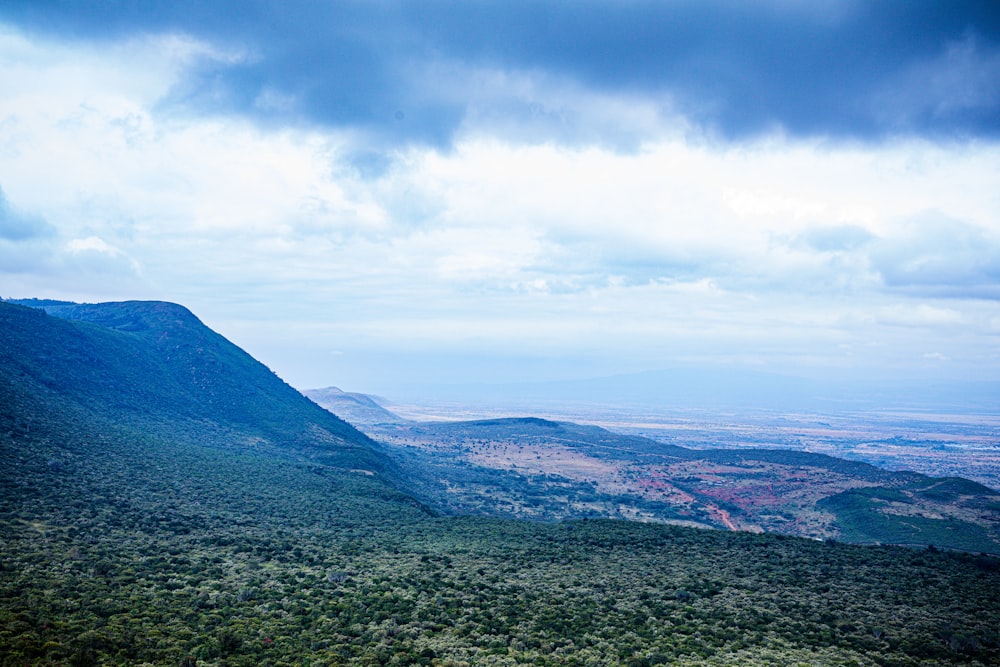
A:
1,1,999,400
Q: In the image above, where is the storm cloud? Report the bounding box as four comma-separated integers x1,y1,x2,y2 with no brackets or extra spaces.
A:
3,1,999,147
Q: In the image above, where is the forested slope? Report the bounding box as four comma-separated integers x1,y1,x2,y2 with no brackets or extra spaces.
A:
1,300,396,476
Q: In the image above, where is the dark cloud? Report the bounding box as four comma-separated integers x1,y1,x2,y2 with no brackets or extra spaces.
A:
2,1,999,146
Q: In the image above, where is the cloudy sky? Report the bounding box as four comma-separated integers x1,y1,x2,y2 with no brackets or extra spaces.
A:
1,1,999,398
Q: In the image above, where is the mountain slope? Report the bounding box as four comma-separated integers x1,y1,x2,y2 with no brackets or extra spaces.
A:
304,385,408,426
1,300,396,476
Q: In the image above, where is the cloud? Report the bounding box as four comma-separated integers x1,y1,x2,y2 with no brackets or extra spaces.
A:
374,137,1000,299
1,13,999,387
0,190,144,292
66,235,117,255
875,304,964,328
874,31,1000,135
2,22,996,309
0,185,59,280
0,185,52,241
2,1,999,147
870,214,1000,298
794,225,875,253
61,235,144,281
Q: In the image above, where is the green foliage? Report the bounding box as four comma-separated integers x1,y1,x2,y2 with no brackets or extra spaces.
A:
4,426,1000,667
820,489,999,553
915,477,997,500
700,448,919,484
3,300,1000,665
0,424,1000,665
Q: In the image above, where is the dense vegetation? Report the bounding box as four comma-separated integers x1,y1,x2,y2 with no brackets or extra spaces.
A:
3,301,1000,665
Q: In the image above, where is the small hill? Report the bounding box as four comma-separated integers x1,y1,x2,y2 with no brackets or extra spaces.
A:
304,386,408,426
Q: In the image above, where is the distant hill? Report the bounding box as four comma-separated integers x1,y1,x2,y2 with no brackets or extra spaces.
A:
0,299,401,478
384,367,1000,413
304,386,407,426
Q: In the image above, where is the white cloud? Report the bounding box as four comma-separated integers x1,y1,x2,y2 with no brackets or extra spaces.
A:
875,304,964,328
1,22,1000,388
67,236,118,255
373,136,999,298
869,213,1000,296
414,60,686,150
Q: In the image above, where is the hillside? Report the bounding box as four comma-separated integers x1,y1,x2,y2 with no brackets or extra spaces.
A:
1,300,397,477
2,300,1000,665
304,386,408,426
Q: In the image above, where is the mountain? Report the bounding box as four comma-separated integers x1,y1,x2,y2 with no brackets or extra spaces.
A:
2,299,999,665
1,299,397,477
303,386,408,426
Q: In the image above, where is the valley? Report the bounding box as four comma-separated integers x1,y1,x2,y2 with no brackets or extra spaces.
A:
377,399,1000,491
308,391,1000,554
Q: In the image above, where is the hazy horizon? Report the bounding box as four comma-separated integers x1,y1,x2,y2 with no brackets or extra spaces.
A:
2,2,999,398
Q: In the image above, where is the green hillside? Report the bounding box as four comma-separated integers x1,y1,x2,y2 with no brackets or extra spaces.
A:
1,300,395,476
2,300,999,665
